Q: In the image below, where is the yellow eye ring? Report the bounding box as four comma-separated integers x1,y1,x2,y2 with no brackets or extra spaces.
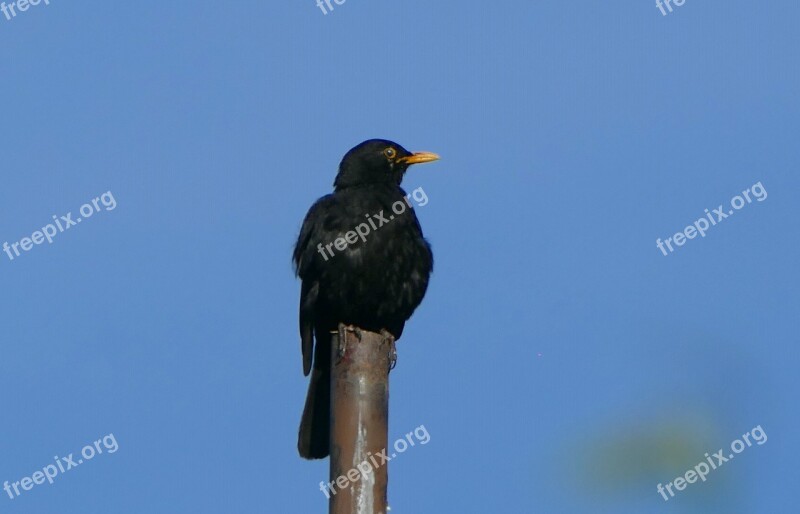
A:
384,148,397,159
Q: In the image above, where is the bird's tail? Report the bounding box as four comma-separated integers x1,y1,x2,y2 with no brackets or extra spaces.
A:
298,332,331,459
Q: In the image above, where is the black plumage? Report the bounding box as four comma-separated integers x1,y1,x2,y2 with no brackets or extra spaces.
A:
293,139,438,459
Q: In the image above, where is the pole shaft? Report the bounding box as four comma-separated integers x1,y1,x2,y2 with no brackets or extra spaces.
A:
329,327,391,514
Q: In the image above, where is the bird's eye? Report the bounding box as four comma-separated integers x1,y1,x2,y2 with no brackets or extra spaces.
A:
384,148,397,159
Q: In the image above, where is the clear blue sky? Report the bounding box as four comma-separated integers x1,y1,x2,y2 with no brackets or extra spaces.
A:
1,1,798,513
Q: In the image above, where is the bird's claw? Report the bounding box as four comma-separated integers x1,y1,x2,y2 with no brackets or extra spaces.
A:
337,324,363,359
381,329,397,371
337,323,347,359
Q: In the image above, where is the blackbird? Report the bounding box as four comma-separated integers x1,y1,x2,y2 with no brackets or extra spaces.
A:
293,139,439,459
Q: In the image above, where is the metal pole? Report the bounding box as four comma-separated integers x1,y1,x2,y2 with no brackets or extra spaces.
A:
329,325,394,514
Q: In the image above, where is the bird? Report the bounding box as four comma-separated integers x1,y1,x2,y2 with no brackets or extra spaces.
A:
293,139,439,459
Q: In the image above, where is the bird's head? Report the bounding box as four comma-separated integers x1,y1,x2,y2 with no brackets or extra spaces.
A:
333,139,439,190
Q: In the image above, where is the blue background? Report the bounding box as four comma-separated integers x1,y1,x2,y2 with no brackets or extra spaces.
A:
1,1,797,512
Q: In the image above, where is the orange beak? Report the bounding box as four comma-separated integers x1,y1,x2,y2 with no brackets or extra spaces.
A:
398,151,440,165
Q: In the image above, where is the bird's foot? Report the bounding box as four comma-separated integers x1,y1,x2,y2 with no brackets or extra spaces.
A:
337,323,347,358
381,329,397,371
337,323,363,358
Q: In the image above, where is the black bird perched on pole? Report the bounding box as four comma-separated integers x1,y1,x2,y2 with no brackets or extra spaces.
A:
293,139,439,459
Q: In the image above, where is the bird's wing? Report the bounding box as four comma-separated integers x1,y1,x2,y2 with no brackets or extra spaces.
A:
293,195,336,376
299,280,319,376
293,194,335,275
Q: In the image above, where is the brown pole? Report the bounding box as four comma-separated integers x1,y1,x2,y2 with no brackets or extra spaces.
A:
329,325,394,514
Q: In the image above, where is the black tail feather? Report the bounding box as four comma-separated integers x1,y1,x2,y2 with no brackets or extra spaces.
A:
298,333,331,459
